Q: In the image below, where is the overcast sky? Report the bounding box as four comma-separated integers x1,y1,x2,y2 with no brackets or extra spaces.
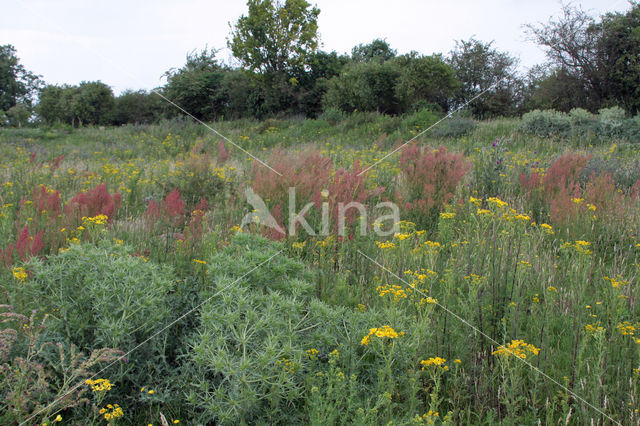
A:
2,0,631,94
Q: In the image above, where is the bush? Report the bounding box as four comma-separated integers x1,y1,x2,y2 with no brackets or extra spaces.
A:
401,107,440,133
18,241,174,382
185,233,337,424
569,108,598,138
430,117,477,138
318,108,346,125
520,109,571,138
597,106,626,138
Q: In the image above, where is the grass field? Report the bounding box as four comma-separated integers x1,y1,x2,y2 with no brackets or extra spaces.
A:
1,115,639,425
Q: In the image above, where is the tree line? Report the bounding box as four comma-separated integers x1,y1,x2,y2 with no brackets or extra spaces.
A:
1,1,639,127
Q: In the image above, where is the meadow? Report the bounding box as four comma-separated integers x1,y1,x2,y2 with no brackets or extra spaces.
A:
1,110,640,425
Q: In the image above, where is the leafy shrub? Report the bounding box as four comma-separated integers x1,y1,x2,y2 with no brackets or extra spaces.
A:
569,108,598,138
430,117,476,138
401,107,440,133
318,108,346,125
597,106,626,138
186,234,332,424
520,109,571,138
18,241,174,382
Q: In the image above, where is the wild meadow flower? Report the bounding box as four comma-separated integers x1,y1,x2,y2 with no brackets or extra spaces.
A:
421,357,447,370
277,357,296,373
585,324,605,335
492,340,540,359
86,378,113,393
604,275,628,289
292,241,306,249
439,212,456,219
375,241,396,249
99,404,123,421
192,259,207,265
12,266,27,282
616,322,636,336
487,197,508,208
377,284,411,302
361,325,403,345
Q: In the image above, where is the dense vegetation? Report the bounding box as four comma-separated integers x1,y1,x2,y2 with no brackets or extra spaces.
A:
0,114,639,424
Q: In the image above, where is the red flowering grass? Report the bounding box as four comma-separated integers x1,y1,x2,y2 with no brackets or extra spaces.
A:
65,184,122,223
324,159,385,233
217,141,229,165
13,225,44,262
396,145,470,227
252,147,332,209
520,152,591,225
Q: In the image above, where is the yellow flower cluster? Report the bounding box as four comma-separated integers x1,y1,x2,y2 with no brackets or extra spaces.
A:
12,266,27,282
377,284,411,302
492,339,540,359
192,259,207,265
604,275,628,289
82,214,108,226
375,241,396,249
100,404,123,421
420,296,438,305
616,321,636,336
292,241,306,249
277,357,295,373
562,240,592,255
487,197,508,208
421,357,448,370
585,324,605,335
439,212,456,219
361,325,403,345
306,348,319,360
540,223,554,235
86,378,113,393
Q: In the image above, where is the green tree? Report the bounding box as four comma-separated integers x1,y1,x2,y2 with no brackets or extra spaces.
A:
595,4,640,113
162,48,228,121
522,66,588,112
228,0,321,116
111,89,164,125
393,53,460,112
71,81,114,126
36,84,81,126
0,45,40,116
351,38,396,63
228,0,320,75
323,60,401,114
6,102,31,127
448,38,522,118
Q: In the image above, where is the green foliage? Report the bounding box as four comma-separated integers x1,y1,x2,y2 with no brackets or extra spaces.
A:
520,109,571,138
0,45,40,113
72,81,115,126
162,48,227,121
111,90,164,125
37,82,114,126
351,38,396,63
521,107,640,141
228,0,320,75
430,117,477,138
448,38,522,118
394,53,459,113
17,241,174,371
323,60,401,114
